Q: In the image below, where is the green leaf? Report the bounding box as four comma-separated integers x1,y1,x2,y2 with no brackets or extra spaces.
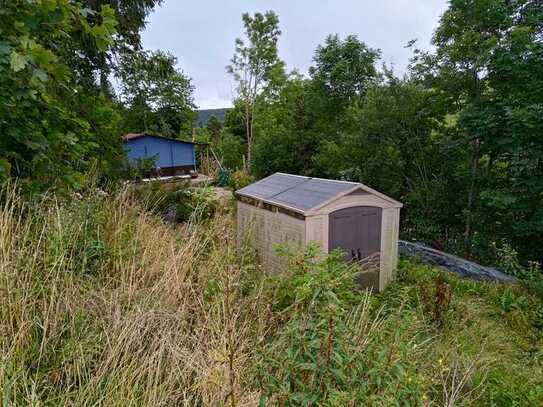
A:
9,51,27,72
32,68,48,83
79,7,95,18
297,362,317,371
0,41,11,57
0,158,11,177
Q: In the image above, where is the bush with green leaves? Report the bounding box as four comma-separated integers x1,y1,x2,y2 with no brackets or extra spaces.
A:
229,169,254,190
0,1,121,193
252,245,424,405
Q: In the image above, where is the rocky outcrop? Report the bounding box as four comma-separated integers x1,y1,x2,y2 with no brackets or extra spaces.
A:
398,240,515,283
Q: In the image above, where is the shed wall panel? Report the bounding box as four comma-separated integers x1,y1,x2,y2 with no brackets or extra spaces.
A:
170,141,196,167
379,208,400,289
305,216,324,247
237,202,306,271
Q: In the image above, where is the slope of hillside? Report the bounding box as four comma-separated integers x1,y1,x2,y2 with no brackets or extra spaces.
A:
1,186,542,405
196,108,229,126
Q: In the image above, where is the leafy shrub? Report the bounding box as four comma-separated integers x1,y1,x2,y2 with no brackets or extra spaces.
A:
487,241,543,300
519,261,543,299
491,240,524,276
184,187,220,220
229,169,254,190
252,244,423,405
123,157,157,180
497,290,529,312
216,132,246,170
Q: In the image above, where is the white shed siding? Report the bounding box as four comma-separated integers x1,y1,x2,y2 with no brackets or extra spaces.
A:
237,202,305,271
379,208,400,289
305,215,325,248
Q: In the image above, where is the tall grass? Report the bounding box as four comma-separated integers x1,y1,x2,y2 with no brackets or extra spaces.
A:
1,185,541,405
0,185,266,405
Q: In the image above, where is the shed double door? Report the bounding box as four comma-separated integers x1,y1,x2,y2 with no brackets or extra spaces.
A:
329,206,382,263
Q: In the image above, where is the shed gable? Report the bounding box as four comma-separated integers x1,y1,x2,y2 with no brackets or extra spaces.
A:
307,186,401,215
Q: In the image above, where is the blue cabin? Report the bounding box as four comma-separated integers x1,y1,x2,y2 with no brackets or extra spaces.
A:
123,133,197,176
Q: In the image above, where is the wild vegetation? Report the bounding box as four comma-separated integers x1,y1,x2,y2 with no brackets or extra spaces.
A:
0,185,541,405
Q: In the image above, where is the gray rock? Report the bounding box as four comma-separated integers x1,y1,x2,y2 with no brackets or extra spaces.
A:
399,240,515,283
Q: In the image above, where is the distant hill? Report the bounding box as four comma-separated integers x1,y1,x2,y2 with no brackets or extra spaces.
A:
196,108,229,126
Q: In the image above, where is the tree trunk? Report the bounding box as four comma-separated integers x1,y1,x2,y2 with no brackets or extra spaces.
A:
464,138,480,250
464,67,482,252
244,101,252,172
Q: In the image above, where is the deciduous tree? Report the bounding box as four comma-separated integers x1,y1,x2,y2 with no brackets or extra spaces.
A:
227,11,285,171
117,50,195,137
0,0,118,191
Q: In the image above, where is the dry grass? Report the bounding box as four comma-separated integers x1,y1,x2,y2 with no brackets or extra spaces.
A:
0,186,266,405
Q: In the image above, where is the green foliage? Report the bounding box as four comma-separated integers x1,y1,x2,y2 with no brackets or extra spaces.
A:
269,244,360,311
223,99,247,140
205,115,223,142
250,246,540,405
85,0,163,50
415,0,543,261
135,182,219,223
490,240,525,277
252,76,311,177
123,157,157,180
117,50,196,137
497,289,529,313
254,246,423,405
251,35,380,179
310,34,380,107
227,11,286,170
229,168,254,190
216,132,246,170
0,0,126,192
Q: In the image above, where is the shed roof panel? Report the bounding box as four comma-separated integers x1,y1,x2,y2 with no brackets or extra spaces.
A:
236,173,361,212
237,173,307,200
270,178,355,210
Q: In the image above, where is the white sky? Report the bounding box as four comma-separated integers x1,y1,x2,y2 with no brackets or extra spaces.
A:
142,0,449,109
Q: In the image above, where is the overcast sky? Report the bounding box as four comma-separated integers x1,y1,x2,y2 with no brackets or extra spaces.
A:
142,1,449,109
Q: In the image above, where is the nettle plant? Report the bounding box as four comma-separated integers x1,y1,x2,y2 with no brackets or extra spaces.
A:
252,244,422,405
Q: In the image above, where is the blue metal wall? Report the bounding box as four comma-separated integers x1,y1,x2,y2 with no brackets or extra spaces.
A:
124,136,195,169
